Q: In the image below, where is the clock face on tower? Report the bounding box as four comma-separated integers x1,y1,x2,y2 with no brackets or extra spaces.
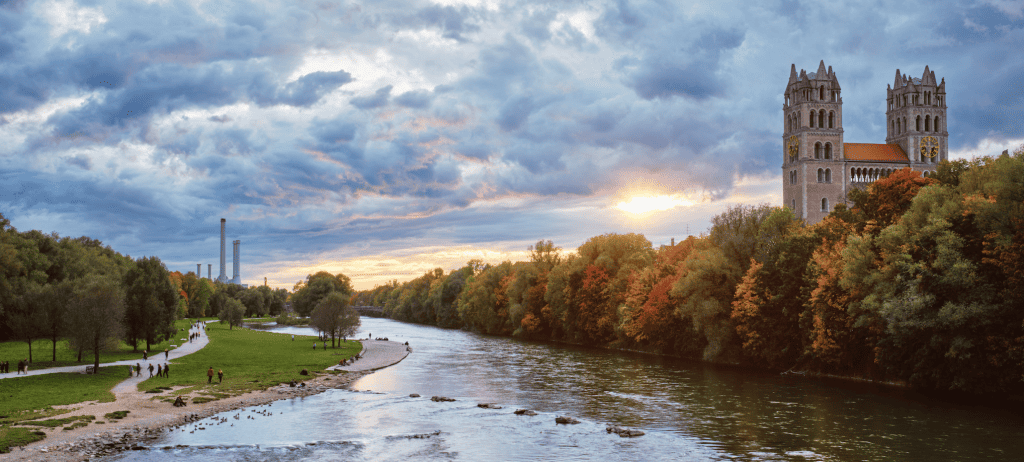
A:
788,136,800,162
921,136,939,160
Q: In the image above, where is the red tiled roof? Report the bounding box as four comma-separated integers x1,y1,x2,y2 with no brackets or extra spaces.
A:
843,143,908,162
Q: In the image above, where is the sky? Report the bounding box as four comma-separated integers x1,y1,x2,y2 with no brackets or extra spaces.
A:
1,0,1023,290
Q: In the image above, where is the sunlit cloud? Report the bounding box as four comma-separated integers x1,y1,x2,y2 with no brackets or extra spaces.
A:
615,194,695,214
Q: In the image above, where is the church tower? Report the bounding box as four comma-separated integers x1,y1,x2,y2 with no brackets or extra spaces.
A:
782,60,846,223
886,66,948,167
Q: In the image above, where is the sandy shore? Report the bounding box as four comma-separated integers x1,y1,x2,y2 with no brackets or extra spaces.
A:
6,340,410,461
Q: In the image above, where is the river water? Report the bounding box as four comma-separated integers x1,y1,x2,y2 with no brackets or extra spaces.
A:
111,317,1023,461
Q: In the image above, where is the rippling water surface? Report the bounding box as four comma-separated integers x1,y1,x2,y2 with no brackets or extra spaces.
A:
111,318,1023,461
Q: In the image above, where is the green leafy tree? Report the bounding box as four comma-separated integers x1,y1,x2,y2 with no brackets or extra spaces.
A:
291,272,354,317
218,298,246,330
66,276,125,373
310,292,361,347
123,256,180,351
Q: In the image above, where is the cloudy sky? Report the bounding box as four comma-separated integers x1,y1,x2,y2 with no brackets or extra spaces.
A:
1,0,1022,290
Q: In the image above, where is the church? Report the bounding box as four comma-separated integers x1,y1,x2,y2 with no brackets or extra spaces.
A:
782,61,948,224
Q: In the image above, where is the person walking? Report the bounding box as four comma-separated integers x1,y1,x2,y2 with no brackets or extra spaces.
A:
217,369,223,383
207,367,214,383
143,350,148,360
148,363,154,377
164,363,169,378
157,364,162,377
128,365,133,377
165,349,169,360
136,363,141,377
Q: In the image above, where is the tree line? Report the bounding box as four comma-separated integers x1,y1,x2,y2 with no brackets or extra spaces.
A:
0,216,293,369
354,150,1024,395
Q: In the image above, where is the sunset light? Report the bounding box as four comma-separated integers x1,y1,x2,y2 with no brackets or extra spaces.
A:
615,194,694,214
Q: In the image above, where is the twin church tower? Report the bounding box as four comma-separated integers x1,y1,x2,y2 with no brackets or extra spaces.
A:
782,60,947,224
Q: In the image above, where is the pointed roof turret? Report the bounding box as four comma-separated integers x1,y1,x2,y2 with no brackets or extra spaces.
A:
894,69,903,88
930,70,937,86
938,77,945,92
789,63,798,85
800,69,808,83
816,60,827,79
828,65,833,78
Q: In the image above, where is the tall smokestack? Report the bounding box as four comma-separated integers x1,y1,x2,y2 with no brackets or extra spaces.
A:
217,218,228,283
197,264,201,276
207,264,211,280
231,240,241,284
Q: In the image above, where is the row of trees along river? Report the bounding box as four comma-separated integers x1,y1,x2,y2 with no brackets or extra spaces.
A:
354,149,1024,397
0,215,360,370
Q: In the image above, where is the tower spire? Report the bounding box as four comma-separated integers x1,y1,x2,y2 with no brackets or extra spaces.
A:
816,60,827,78
789,63,798,84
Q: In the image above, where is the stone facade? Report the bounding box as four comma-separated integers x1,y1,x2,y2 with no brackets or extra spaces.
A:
782,61,948,225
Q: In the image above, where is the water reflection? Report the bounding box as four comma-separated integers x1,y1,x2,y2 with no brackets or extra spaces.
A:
112,317,1024,462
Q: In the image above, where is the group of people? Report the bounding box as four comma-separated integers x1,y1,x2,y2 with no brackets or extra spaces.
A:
1,359,29,374
130,361,170,378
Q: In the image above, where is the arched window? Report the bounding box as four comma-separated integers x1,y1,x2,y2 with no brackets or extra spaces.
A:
818,168,825,182
825,143,832,159
825,168,832,183
819,110,825,128
896,118,901,134
832,91,838,102
904,117,907,133
815,142,822,159
810,111,816,127
925,115,931,132
916,116,921,131
935,116,941,132
891,120,895,135
821,198,829,212
829,111,835,128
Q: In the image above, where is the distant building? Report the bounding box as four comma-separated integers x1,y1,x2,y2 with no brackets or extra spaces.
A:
782,61,947,224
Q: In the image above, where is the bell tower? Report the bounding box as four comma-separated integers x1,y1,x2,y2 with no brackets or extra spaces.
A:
886,66,947,167
782,60,845,223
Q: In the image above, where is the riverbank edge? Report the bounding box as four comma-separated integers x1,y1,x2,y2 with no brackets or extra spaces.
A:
9,341,409,462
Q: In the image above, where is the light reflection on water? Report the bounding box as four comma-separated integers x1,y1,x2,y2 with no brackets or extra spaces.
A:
110,318,1024,461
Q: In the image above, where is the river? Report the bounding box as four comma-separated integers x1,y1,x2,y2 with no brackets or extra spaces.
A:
110,317,1023,461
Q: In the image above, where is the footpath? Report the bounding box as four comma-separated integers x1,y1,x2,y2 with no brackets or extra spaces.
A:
0,324,210,381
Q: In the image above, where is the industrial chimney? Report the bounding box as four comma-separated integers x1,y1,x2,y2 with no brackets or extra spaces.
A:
197,264,201,276
217,218,228,283
207,264,212,280
231,239,241,285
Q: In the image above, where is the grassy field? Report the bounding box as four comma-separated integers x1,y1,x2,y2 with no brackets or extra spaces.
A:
0,318,212,369
0,317,357,452
137,321,360,399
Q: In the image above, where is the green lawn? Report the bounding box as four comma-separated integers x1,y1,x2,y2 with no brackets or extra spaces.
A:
138,321,360,398
0,317,354,452
0,318,212,369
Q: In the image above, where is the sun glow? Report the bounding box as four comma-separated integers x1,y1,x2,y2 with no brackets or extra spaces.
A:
615,194,695,214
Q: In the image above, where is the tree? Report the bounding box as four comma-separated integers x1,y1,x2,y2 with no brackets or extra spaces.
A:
66,276,125,373
218,298,245,330
310,292,361,347
123,256,179,351
28,280,74,362
291,272,354,317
